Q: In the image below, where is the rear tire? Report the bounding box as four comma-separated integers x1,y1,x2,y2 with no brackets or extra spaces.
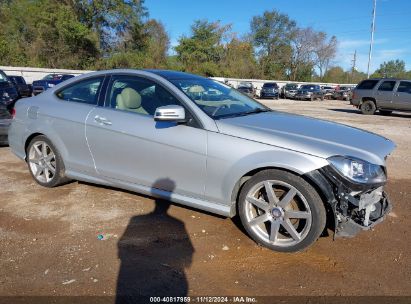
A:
360,100,376,115
26,135,70,187
238,169,326,252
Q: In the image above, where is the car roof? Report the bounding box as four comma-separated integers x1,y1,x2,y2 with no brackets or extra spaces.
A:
143,69,206,80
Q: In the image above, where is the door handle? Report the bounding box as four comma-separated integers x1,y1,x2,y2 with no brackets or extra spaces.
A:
94,115,112,126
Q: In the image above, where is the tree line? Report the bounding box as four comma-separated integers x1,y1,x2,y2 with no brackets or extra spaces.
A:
0,0,409,83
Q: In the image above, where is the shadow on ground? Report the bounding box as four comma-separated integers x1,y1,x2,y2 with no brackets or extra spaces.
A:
329,108,411,118
115,178,194,303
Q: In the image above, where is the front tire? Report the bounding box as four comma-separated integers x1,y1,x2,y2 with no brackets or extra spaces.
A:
238,169,326,252
27,135,69,187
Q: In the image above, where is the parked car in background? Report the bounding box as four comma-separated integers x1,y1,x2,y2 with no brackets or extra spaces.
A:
32,74,75,95
237,82,256,98
9,69,395,252
8,76,32,97
332,86,352,100
281,83,299,99
0,103,12,145
294,84,324,101
260,82,279,99
0,69,19,110
351,78,411,115
321,86,335,99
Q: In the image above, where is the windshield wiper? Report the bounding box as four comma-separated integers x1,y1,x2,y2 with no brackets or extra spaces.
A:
215,108,271,119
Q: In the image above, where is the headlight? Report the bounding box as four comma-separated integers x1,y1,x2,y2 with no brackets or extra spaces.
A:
328,156,386,184
47,83,55,88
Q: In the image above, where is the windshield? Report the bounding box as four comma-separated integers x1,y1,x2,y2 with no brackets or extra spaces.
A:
300,85,315,90
43,74,62,80
263,83,278,88
0,71,8,83
285,84,298,89
170,78,269,119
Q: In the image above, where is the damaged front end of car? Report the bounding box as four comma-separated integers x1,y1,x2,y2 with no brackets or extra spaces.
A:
306,155,393,238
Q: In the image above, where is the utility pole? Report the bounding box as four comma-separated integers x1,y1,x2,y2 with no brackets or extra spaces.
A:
367,0,377,78
351,50,357,83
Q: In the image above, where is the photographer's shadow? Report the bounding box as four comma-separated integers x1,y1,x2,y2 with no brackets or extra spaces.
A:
116,178,194,303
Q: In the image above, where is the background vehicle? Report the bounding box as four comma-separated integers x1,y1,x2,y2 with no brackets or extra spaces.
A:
294,84,324,101
321,86,335,99
260,82,279,99
351,78,411,115
333,86,352,101
281,83,299,99
236,82,256,98
8,76,32,97
0,69,19,110
0,103,12,145
9,69,394,253
32,74,75,95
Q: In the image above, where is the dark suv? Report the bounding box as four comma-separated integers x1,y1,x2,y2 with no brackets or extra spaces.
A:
294,84,324,101
0,70,19,110
351,78,411,115
9,76,32,97
260,82,279,99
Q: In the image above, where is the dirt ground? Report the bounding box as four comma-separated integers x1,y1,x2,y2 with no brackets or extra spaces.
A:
0,99,410,299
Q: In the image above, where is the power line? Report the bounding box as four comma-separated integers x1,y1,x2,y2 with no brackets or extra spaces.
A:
367,0,377,78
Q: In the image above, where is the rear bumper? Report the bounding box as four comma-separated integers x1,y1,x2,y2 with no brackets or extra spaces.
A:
0,121,11,145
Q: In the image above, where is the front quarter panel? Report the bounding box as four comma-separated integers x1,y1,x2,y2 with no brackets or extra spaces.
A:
205,131,328,207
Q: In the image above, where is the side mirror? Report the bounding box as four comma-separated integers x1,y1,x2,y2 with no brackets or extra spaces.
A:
154,105,186,122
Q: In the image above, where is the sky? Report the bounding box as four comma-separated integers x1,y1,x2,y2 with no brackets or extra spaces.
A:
145,0,411,73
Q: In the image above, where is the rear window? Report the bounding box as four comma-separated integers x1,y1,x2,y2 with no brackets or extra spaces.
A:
356,80,379,90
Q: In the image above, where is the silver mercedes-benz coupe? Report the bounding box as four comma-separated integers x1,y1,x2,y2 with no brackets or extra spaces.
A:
9,69,396,252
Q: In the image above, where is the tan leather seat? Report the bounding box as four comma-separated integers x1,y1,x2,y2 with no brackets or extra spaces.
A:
116,88,148,115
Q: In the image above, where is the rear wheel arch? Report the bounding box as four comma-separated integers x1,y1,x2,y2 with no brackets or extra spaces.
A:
24,133,45,157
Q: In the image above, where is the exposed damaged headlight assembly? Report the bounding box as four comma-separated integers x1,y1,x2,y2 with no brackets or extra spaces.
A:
328,156,386,185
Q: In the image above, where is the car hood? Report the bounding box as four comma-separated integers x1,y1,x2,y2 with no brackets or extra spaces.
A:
216,111,395,166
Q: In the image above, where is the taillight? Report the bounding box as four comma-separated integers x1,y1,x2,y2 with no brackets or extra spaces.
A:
11,108,16,118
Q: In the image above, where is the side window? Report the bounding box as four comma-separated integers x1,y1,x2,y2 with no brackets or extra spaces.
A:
397,81,411,93
56,77,104,105
377,81,396,92
357,80,379,90
106,75,183,116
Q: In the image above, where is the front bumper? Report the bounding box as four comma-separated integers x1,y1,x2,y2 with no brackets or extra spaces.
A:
33,86,45,95
295,94,311,100
306,167,393,238
335,189,392,238
261,91,279,98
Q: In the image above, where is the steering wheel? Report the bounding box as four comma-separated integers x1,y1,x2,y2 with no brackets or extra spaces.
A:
211,104,229,116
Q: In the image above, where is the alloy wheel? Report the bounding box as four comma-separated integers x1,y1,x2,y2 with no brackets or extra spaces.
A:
244,180,312,247
28,141,57,183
